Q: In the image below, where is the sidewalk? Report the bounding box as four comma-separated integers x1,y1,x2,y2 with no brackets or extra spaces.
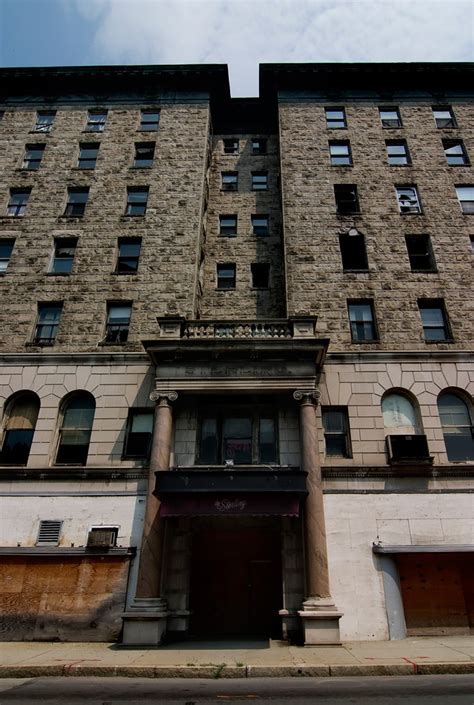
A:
1,636,473,678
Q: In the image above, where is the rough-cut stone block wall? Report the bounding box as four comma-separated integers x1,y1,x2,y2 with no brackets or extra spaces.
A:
0,101,210,353
199,135,285,317
279,101,474,351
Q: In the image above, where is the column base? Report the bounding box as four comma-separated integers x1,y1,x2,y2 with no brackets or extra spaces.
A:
298,597,343,646
122,597,170,646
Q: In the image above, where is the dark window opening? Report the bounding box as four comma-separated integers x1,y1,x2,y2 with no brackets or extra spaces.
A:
23,144,45,170
217,263,236,289
65,188,89,217
0,393,40,465
222,172,238,191
198,410,278,465
116,238,141,273
396,186,421,214
251,138,267,155
339,231,368,270
334,184,359,214
252,215,269,236
51,238,77,274
134,142,155,167
123,409,153,458
405,234,436,272
223,139,239,154
251,263,270,288
0,239,15,274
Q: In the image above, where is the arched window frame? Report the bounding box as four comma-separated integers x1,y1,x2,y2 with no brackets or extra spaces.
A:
381,389,423,436
55,392,96,466
0,391,40,465
437,389,474,462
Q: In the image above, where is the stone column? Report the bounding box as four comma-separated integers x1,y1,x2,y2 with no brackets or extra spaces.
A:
122,390,177,645
294,389,343,645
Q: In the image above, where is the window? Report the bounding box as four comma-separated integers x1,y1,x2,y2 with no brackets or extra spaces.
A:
23,144,45,170
86,110,107,132
133,142,155,168
443,140,469,166
7,189,31,217
433,107,456,128
379,108,402,128
455,186,474,214
65,187,89,217
123,409,153,458
35,111,55,132
56,393,95,465
34,303,62,344
198,409,278,465
405,234,436,272
438,392,474,461
251,263,270,288
348,300,378,342
329,141,352,166
219,215,237,236
0,239,14,274
339,230,368,270
50,238,77,274
252,215,269,236
140,110,160,131
116,238,141,273
418,299,451,342
217,263,236,289
223,139,239,154
322,408,351,457
37,520,62,546
0,392,40,465
0,111,4,121
126,187,149,216
78,143,99,169
396,186,421,214
251,138,267,155
252,172,268,190
386,140,410,166
382,393,420,435
334,184,359,214
221,172,238,191
325,108,346,129
105,303,132,343
470,235,474,252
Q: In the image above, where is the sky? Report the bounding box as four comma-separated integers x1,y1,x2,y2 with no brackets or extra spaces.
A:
0,0,473,96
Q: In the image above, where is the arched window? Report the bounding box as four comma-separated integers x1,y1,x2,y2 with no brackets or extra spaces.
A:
56,393,95,465
382,392,420,435
438,392,474,462
0,392,40,465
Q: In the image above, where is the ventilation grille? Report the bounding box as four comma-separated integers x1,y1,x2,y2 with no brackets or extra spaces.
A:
87,527,118,549
36,520,62,546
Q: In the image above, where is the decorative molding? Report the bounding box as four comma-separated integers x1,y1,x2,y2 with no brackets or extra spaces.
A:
0,352,149,365
325,350,474,364
293,389,321,405
150,390,178,404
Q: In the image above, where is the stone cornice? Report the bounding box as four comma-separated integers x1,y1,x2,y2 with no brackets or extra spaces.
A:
0,352,150,365
325,350,474,364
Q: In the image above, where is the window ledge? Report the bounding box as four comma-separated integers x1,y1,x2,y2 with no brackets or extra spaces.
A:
71,167,96,171
216,287,235,291
350,339,381,345
221,189,239,193
25,341,55,347
343,269,370,273
111,271,138,276
336,213,362,218
120,215,146,219
45,272,71,277
411,269,438,274
424,339,455,344
28,131,53,135
0,216,25,221
129,165,153,169
58,216,85,221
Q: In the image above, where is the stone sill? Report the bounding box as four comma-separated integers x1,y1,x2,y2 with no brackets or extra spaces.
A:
0,546,136,557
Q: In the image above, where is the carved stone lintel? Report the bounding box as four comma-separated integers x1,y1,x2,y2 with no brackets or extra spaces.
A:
149,390,178,405
293,389,321,406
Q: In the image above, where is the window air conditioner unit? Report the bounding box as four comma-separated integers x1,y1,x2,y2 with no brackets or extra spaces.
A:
86,527,118,549
386,434,432,464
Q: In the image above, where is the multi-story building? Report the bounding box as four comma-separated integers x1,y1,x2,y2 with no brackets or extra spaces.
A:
0,62,472,645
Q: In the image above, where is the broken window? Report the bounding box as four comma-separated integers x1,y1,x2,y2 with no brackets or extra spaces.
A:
251,263,270,288
405,234,436,272
334,184,359,214
86,110,107,132
123,409,153,458
251,138,267,155
396,186,421,214
35,111,55,132
339,230,368,270
443,140,469,166
433,107,456,128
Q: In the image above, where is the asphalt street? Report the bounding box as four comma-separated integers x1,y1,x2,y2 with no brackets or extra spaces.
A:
0,675,473,704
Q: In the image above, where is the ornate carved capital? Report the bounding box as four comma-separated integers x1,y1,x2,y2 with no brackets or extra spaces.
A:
149,390,178,406
293,389,321,406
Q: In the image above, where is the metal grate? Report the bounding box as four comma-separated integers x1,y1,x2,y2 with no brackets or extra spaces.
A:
87,527,118,548
36,520,62,546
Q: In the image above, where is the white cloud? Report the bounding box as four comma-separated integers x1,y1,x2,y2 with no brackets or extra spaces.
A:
71,0,474,96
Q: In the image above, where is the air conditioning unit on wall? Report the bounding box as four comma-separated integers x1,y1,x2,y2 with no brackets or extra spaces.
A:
86,527,118,549
386,434,433,464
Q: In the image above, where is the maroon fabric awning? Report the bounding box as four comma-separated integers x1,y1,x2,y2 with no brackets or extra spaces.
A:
159,494,300,517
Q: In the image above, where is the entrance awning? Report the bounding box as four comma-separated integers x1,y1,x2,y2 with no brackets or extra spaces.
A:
159,494,301,517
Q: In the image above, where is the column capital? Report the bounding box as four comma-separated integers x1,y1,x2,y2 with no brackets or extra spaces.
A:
293,388,321,406
149,390,178,406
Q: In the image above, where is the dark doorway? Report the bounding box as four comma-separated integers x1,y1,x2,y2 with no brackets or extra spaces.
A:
190,528,282,638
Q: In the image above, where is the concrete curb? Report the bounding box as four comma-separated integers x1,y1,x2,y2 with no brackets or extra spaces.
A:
0,662,473,678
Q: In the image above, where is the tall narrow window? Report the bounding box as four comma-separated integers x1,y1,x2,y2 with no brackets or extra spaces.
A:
322,408,351,457
126,187,149,215
7,189,31,217
123,409,154,458
65,188,89,217
251,172,268,190
0,392,40,465
325,108,346,129
217,263,236,289
133,142,155,167
386,140,410,166
443,140,469,166
438,392,474,461
0,239,15,274
78,143,99,169
339,230,368,270
56,393,95,465
348,300,377,342
35,111,55,132
379,107,402,128
106,303,132,343
140,110,160,131
50,238,77,274
396,186,421,214
86,110,107,132
219,215,237,236
251,263,270,288
34,303,62,344
329,141,352,166
418,299,451,341
432,107,456,128
23,144,45,170
116,238,141,273
405,234,436,272
455,186,474,214
334,184,359,214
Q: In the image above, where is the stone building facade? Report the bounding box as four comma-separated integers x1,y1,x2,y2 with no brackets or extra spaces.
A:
0,63,472,644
